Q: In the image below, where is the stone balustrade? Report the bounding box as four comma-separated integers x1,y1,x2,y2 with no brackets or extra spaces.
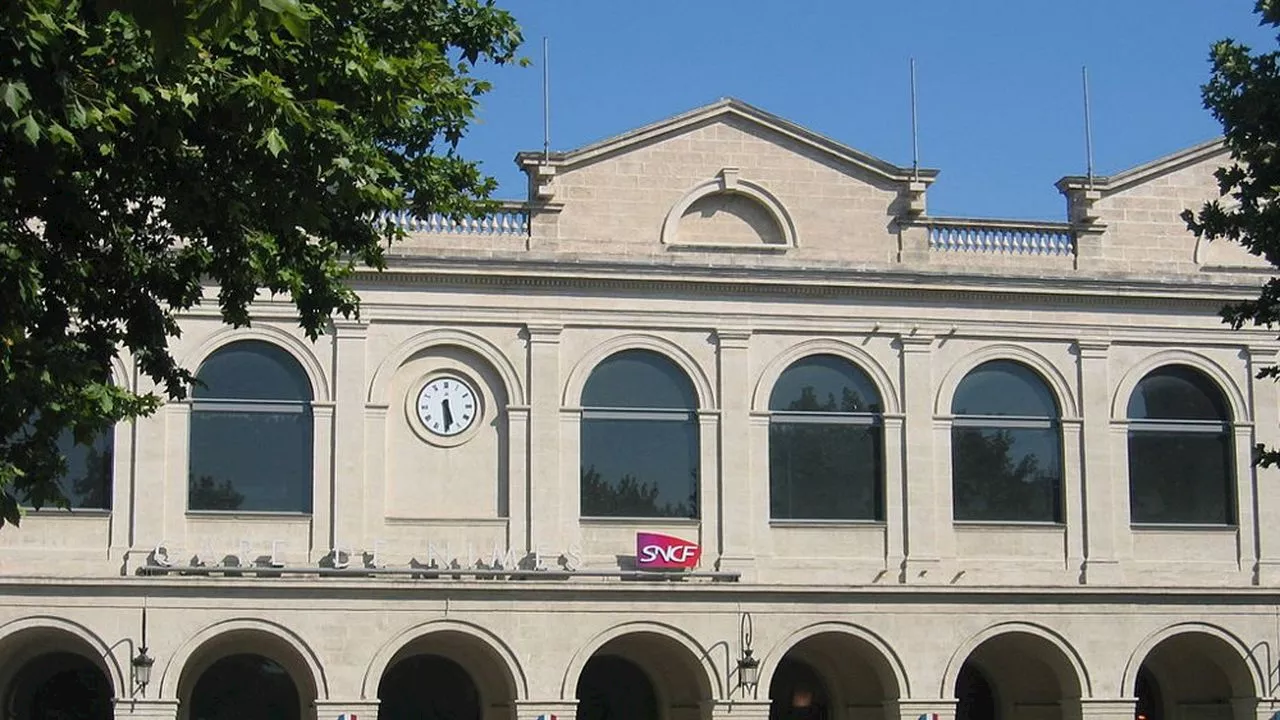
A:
380,201,530,237
926,217,1076,257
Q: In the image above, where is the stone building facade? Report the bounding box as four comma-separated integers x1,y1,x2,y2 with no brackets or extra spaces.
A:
2,99,1277,720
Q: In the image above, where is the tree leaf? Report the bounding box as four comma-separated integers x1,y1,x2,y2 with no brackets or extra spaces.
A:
262,126,287,156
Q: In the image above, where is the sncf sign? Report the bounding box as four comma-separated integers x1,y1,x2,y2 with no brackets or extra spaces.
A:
636,532,701,570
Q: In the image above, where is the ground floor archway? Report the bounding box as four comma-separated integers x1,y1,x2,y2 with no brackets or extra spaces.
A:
6,650,113,720
1132,631,1258,720
574,631,714,720
952,631,1083,720
0,626,117,720
768,630,903,720
375,628,519,720
176,630,319,720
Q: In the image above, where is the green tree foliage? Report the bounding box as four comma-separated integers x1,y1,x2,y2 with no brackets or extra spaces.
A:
0,0,522,524
580,466,697,519
1184,2,1280,464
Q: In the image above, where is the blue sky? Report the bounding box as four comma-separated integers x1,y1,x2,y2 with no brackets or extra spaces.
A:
459,1,1275,221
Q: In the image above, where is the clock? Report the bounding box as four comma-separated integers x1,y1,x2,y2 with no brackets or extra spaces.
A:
415,375,479,437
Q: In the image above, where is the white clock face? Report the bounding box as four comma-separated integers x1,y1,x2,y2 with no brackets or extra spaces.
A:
416,376,479,437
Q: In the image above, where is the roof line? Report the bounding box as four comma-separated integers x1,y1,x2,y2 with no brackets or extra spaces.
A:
515,97,937,184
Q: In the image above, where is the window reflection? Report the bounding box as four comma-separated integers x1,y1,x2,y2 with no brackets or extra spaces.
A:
580,350,699,519
1127,365,1233,525
768,355,883,521
46,429,113,510
189,341,314,513
951,360,1062,523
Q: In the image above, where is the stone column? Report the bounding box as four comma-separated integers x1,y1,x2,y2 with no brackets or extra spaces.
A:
708,700,772,720
892,698,957,720
329,321,368,564
526,324,564,558
506,405,530,553
113,699,179,719
513,699,577,720
900,333,942,581
1247,346,1280,584
314,699,380,719
1077,699,1136,720
1077,339,1123,584
714,329,756,576
881,415,906,574
310,403,335,562
698,410,722,563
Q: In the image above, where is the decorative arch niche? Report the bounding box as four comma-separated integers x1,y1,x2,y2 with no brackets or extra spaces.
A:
661,168,797,251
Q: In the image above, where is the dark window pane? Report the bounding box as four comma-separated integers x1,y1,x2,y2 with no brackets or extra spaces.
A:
1127,365,1230,421
189,409,313,512
581,350,697,409
194,341,313,401
580,417,698,518
54,429,112,509
1129,429,1233,524
952,360,1058,417
769,355,882,413
769,423,882,520
952,425,1062,522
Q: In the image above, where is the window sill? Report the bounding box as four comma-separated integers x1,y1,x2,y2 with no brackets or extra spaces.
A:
769,519,885,528
1131,523,1237,532
580,516,700,526
19,508,111,518
186,511,312,522
953,521,1065,529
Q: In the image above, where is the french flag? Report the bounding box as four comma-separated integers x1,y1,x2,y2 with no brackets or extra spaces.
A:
336,715,358,720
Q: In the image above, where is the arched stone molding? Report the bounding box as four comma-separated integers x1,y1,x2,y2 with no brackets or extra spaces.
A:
1120,622,1265,700
751,339,900,415
562,334,717,409
0,615,126,700
1110,349,1250,423
660,170,798,249
934,344,1080,419
360,618,529,701
179,325,331,403
108,354,130,389
939,621,1091,699
158,617,329,702
559,620,725,701
756,621,909,700
368,328,526,406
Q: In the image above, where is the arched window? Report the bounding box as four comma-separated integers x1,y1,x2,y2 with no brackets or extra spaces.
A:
951,360,1062,523
52,429,113,510
189,341,314,513
768,355,883,521
1127,365,1234,525
580,349,699,519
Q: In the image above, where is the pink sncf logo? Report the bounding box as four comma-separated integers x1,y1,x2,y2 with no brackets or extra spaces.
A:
635,532,701,570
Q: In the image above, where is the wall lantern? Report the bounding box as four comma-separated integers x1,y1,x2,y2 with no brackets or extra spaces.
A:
737,612,760,690
132,606,155,690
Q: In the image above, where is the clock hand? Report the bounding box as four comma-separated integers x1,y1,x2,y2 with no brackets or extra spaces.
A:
441,398,454,431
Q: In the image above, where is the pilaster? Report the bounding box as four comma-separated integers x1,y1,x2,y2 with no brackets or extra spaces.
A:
514,699,577,720
900,333,942,581
113,699,179,719
708,699,772,720
315,700,380,720
891,699,956,720
526,323,564,558
330,321,369,564
1077,339,1123,584
1077,699,1136,720
715,329,756,576
1247,346,1280,584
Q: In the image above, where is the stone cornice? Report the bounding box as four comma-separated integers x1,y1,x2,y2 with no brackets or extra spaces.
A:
356,255,1261,310
5,576,1280,605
